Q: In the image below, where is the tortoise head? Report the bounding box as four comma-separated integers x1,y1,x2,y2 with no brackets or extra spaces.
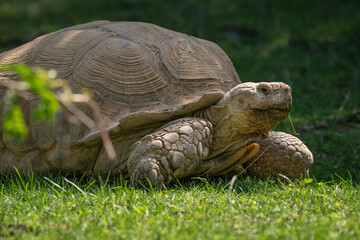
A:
209,82,292,155
226,82,292,120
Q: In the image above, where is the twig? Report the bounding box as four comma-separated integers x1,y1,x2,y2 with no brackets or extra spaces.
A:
56,92,116,160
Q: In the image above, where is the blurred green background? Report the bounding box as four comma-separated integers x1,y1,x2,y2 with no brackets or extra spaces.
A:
1,0,359,181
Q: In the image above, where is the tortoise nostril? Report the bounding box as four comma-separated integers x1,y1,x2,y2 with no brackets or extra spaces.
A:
283,87,291,94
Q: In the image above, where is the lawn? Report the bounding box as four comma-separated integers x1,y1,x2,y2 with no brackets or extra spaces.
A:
1,175,359,239
0,0,359,239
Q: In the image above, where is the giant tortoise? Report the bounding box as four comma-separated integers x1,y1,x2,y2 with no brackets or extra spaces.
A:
0,21,313,187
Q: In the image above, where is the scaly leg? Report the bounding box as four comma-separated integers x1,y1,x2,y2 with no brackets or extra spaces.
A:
244,131,313,181
127,118,213,188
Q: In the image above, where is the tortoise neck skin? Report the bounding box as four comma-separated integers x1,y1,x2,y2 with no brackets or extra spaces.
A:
194,82,292,158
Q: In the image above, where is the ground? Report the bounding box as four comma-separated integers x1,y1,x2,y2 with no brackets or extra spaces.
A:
0,0,359,239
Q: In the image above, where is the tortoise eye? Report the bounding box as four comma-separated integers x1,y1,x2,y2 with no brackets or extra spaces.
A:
260,87,269,94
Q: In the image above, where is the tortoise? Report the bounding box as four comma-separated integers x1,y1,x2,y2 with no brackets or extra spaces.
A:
0,21,313,187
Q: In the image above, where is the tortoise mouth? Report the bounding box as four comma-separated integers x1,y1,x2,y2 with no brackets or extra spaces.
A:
252,107,291,113
251,100,292,114
252,107,290,121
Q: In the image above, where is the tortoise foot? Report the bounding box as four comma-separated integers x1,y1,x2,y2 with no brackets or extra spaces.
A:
130,157,166,188
244,131,313,181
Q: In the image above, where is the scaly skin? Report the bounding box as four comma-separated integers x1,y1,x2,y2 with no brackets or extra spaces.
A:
244,131,313,180
128,118,213,187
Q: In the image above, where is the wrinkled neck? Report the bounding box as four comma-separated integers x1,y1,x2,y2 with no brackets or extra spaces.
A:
193,104,263,158
193,105,271,158
192,104,227,126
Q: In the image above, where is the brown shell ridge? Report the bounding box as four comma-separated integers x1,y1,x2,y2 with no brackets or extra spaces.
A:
94,22,230,84
73,37,176,122
35,32,114,83
87,23,181,95
76,24,198,120
58,21,237,102
81,27,218,123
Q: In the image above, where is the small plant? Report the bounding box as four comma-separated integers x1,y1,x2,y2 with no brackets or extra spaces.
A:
0,63,116,158
1,64,61,141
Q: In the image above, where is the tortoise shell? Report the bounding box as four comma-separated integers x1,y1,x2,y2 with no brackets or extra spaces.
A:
0,21,241,173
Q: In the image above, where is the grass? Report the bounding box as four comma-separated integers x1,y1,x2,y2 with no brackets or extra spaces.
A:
1,174,359,239
1,0,359,239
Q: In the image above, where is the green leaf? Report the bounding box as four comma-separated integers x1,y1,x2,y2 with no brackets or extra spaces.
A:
10,63,32,81
3,94,28,141
1,63,63,142
9,64,61,122
304,178,314,184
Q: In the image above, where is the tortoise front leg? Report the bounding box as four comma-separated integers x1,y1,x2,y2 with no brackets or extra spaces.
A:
244,131,313,181
127,118,213,188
